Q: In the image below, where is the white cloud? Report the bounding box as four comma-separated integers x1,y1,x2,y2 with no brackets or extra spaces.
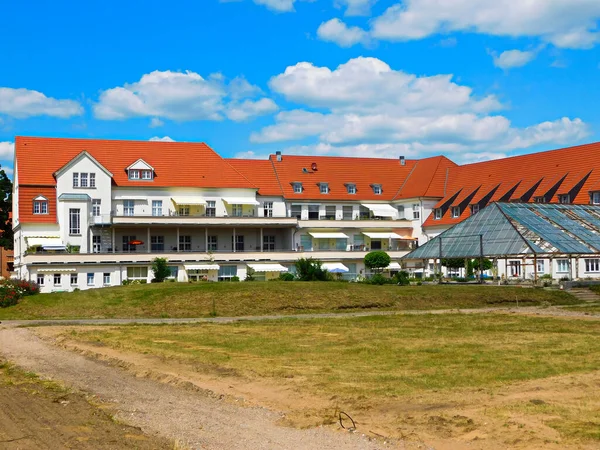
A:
334,0,377,16
94,70,276,122
253,0,296,12
0,87,83,118
317,19,370,47
149,117,164,128
492,49,537,69
370,0,600,49
0,142,14,160
252,57,588,158
149,136,175,142
226,98,278,121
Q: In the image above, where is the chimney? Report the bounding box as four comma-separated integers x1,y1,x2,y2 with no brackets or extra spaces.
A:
399,155,406,166
276,151,282,162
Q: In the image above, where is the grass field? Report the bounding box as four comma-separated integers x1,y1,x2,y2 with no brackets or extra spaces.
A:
0,282,580,320
63,314,600,444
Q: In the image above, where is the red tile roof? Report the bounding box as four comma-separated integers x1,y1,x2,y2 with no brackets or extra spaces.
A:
19,186,57,224
424,141,600,227
226,159,283,197
15,137,255,189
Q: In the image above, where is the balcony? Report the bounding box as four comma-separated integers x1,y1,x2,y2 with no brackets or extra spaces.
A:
297,218,411,229
110,213,297,227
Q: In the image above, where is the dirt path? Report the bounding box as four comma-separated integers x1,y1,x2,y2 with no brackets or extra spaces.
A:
0,327,392,450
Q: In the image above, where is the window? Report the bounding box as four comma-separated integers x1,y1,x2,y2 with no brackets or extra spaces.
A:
372,184,382,195
206,201,216,217
412,204,420,220
371,240,382,250
151,236,164,252
293,183,302,194
308,205,319,220
591,192,600,205
92,199,101,217
69,209,81,235
232,204,243,217
73,172,79,188
263,235,275,251
178,206,190,216
123,235,137,252
33,199,48,215
359,205,371,219
127,267,148,280
534,197,545,204
291,205,302,219
207,236,218,251
346,184,356,194
300,234,312,251
53,273,61,286
319,183,329,194
559,194,570,204
123,200,134,216
87,273,94,286
70,273,78,285
324,205,336,219
103,273,111,285
434,209,442,220
80,172,88,188
556,259,569,273
509,261,522,277
232,235,244,251
89,173,96,188
152,200,163,216
537,260,545,274
179,235,191,252
585,259,600,273
342,205,353,220
129,169,140,180
471,204,480,214
397,206,405,220
218,265,237,282
92,235,101,253
141,170,153,180
451,206,460,218
168,266,178,279
353,234,364,251
263,202,273,218
37,274,44,286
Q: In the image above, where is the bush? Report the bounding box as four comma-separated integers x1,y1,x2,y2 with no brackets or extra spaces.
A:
279,272,295,282
364,251,391,273
231,276,240,282
2,279,40,296
245,267,256,282
122,279,132,286
295,258,329,281
365,274,391,285
393,271,410,286
540,274,553,280
151,257,171,283
0,285,20,307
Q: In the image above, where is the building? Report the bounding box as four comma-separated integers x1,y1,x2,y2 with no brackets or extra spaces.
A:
13,137,600,292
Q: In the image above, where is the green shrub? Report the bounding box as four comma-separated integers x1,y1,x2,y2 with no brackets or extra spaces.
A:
364,251,391,273
245,267,256,282
0,285,20,308
295,258,329,281
2,279,40,296
151,257,171,283
122,279,132,286
393,271,410,286
279,272,295,282
231,276,240,282
540,274,553,280
366,274,391,285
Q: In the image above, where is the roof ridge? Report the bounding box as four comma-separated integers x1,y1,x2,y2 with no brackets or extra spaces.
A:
392,161,419,200
270,157,285,198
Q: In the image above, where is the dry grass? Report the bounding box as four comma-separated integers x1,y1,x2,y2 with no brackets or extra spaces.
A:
0,282,579,320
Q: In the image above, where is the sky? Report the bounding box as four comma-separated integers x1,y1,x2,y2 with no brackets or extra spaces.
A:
1,0,600,177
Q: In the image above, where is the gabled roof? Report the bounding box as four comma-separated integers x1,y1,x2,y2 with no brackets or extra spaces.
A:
226,159,283,197
15,136,255,189
126,159,154,171
54,151,113,178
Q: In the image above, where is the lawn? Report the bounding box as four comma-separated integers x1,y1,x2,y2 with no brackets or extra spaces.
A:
63,314,600,443
0,282,579,320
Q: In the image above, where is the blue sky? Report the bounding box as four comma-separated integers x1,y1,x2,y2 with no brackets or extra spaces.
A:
1,0,600,177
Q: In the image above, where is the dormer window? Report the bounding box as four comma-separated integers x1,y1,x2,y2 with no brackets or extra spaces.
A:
558,194,570,204
591,192,600,205
471,204,480,214
127,159,155,182
534,196,545,203
292,182,303,194
129,169,140,180
372,184,382,195
451,206,461,218
319,183,329,194
141,170,153,180
434,209,442,220
33,196,48,215
346,184,356,195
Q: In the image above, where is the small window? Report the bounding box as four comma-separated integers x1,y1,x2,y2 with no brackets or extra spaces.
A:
129,169,140,180
232,204,243,217
141,170,153,180
123,200,134,216
33,198,48,215
70,273,78,285
89,173,96,188
103,273,111,285
451,206,461,218
80,173,88,188
37,274,44,286
556,259,569,273
207,235,218,251
346,184,356,195
152,200,162,216
53,273,61,286
87,273,95,286
372,185,382,195
73,172,79,188
434,209,442,220
397,206,405,220
537,260,545,274
206,201,216,217
179,235,192,252
412,204,420,220
558,194,570,204
293,183,302,194
534,196,545,203
178,206,190,216
591,192,600,205
585,258,600,273
151,235,164,252
92,199,101,217
127,267,148,280
263,202,273,218
471,204,480,214
319,183,329,194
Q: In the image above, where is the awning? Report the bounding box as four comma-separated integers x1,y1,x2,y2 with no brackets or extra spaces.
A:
247,263,288,272
361,203,397,218
184,264,220,271
387,262,402,270
222,197,260,206
38,267,76,273
172,197,207,206
322,262,350,273
26,237,65,250
362,232,403,239
58,193,90,201
308,232,349,239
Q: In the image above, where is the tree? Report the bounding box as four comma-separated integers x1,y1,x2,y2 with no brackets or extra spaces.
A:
151,257,171,282
295,258,329,281
364,251,391,273
0,167,12,250
245,267,256,281
441,258,465,269
471,258,493,271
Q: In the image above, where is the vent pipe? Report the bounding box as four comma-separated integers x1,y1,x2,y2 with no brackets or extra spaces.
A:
276,151,282,162
399,156,406,166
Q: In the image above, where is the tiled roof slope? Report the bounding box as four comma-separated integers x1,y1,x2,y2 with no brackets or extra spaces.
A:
15,137,255,189
268,154,453,201
424,142,600,228
226,159,283,196
19,186,57,224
